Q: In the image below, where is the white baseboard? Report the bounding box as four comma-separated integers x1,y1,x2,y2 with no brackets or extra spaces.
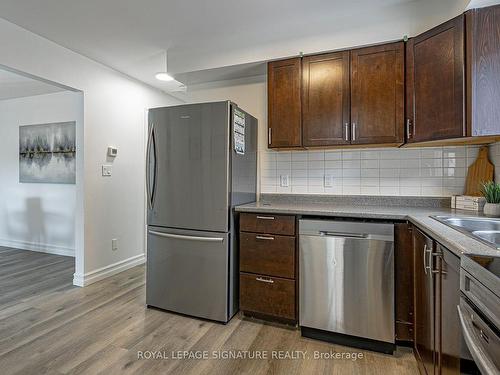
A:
73,253,145,287
0,238,75,257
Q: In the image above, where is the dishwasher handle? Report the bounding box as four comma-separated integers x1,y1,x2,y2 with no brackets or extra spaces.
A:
319,230,368,239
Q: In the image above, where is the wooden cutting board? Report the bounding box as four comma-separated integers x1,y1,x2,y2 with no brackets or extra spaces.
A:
465,146,494,196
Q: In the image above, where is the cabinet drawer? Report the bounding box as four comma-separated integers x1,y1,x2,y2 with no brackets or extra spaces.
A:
240,232,295,279
240,272,296,320
240,213,295,235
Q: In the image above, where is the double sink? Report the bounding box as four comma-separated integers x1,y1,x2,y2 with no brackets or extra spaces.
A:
433,215,500,249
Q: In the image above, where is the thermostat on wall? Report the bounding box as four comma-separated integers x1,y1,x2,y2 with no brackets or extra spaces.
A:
107,146,118,157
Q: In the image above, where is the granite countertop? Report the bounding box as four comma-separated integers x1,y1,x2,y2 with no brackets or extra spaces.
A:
235,195,500,259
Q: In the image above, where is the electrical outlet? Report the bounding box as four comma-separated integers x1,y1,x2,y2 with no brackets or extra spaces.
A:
280,175,289,187
112,238,118,251
324,175,334,188
102,165,112,177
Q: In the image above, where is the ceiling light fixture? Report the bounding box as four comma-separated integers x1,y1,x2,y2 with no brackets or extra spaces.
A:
155,72,174,81
155,50,173,81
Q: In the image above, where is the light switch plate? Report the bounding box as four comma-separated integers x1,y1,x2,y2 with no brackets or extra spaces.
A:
107,146,118,157
280,175,289,187
102,165,112,176
324,175,334,188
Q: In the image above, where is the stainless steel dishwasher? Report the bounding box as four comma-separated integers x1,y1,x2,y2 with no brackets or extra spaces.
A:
299,219,395,353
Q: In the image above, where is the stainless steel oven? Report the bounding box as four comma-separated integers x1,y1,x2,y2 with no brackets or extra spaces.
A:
459,255,500,375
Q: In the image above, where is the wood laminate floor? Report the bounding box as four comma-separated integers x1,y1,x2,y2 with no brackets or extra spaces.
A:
0,246,419,375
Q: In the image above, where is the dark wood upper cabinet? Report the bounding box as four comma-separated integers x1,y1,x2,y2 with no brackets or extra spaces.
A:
302,51,350,147
407,15,465,143
466,5,500,137
350,42,404,146
267,58,302,148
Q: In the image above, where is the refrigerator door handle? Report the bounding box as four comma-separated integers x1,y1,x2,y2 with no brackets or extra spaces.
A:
152,125,158,208
148,230,225,243
146,123,154,209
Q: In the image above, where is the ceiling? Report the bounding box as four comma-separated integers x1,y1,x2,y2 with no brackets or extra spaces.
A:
0,0,471,92
0,68,66,100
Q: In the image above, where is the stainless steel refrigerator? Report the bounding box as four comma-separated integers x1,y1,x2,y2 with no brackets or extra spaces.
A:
146,101,257,323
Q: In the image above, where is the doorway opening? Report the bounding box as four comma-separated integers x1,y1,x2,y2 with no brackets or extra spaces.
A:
0,66,84,301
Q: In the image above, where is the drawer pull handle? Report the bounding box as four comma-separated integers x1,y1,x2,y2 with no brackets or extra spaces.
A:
256,277,274,284
256,216,275,220
256,235,275,241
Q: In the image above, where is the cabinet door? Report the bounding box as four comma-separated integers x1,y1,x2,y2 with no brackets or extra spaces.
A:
268,58,302,148
302,52,350,146
407,15,465,143
395,223,414,342
413,228,436,375
435,246,461,375
350,42,404,145
466,6,500,136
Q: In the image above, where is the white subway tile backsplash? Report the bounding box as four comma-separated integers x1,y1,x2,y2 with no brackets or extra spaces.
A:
401,186,421,196
325,151,342,160
421,158,442,168
380,159,400,169
361,177,379,186
291,151,307,161
343,177,361,186
361,150,380,160
422,186,443,196
325,160,343,169
292,169,307,178
343,169,361,178
308,169,324,178
361,159,379,169
342,150,361,160
325,186,343,194
292,161,308,170
443,147,466,159
291,186,308,194
343,160,361,169
308,160,324,169
276,152,291,162
380,169,399,178
421,148,443,159
361,186,380,195
361,168,379,178
344,186,361,195
379,149,400,159
261,143,497,196
380,186,399,195
308,151,324,160
325,168,343,178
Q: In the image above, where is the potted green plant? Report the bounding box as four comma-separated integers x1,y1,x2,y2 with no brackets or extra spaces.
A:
481,181,500,217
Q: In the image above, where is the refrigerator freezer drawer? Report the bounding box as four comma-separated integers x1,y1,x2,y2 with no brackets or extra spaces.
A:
146,227,229,322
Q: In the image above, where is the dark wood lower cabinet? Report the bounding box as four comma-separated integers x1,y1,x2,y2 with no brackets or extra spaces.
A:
240,272,296,321
240,232,295,279
239,213,297,323
414,228,436,374
413,227,461,375
435,245,461,375
395,223,414,342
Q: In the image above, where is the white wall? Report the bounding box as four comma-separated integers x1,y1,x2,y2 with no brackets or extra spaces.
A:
0,18,182,286
0,91,81,256
170,0,469,74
